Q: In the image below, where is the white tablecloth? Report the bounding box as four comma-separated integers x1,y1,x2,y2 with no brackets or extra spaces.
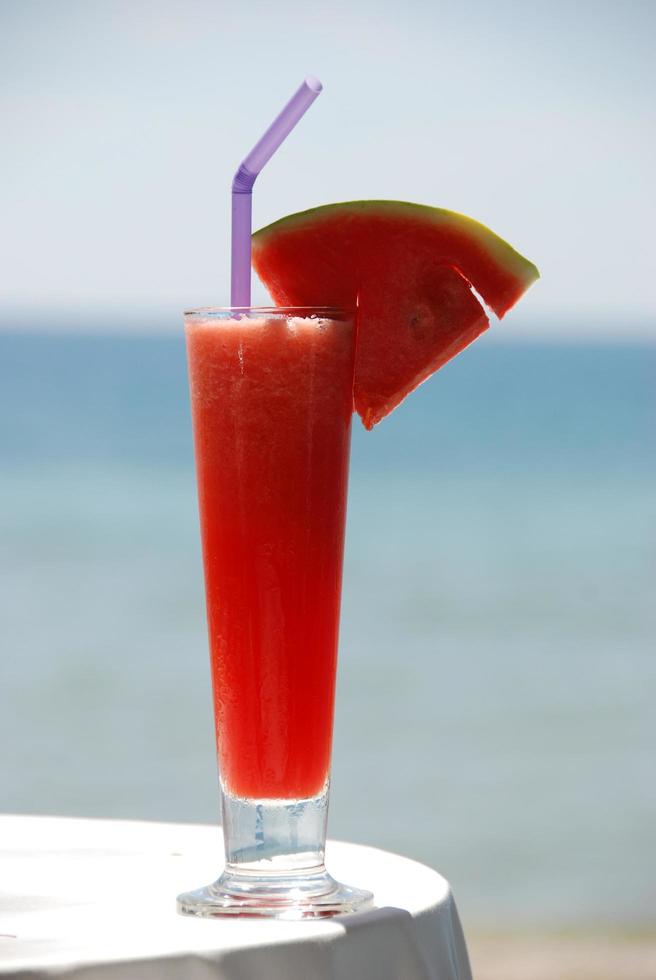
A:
0,815,472,980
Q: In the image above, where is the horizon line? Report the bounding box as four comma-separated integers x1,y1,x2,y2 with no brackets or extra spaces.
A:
1,309,654,343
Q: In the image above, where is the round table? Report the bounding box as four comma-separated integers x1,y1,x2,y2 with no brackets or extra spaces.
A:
0,815,472,980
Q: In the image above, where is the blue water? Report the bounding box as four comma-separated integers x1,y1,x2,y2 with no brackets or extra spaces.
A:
0,330,654,930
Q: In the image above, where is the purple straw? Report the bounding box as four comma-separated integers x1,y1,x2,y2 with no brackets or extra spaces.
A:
231,76,323,308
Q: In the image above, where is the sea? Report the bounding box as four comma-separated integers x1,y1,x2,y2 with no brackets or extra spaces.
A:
1,328,654,931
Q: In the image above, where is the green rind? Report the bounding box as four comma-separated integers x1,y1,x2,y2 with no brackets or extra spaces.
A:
253,200,540,290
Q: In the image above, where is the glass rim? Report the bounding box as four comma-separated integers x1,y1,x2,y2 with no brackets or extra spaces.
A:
184,305,353,318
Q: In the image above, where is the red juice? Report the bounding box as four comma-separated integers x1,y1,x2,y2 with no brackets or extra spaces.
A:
185,309,355,800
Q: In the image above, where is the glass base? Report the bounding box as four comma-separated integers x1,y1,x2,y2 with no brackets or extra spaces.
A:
177,868,373,919
177,788,373,919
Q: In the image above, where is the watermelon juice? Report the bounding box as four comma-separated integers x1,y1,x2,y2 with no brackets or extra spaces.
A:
185,308,355,801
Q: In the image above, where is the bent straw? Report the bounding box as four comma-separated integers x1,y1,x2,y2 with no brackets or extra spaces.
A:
231,76,323,308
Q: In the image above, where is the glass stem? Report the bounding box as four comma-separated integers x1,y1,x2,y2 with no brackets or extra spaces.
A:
220,783,329,878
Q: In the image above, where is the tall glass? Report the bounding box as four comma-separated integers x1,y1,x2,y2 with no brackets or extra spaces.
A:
177,307,372,918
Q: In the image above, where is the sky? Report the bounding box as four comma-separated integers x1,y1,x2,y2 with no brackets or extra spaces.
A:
1,0,655,337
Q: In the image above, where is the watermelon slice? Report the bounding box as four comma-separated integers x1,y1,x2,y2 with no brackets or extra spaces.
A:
252,201,539,429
